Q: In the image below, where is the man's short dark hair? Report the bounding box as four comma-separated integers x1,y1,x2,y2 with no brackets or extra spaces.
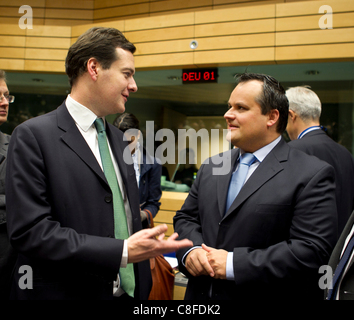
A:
113,112,140,132
235,73,289,134
65,27,136,87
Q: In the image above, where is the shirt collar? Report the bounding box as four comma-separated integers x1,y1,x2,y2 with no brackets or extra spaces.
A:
131,142,141,158
66,94,103,132
239,135,281,163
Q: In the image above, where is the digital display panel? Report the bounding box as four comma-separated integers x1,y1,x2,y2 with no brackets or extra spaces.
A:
182,68,218,84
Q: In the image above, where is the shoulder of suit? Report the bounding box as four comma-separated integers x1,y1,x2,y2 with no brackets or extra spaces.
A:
288,133,354,161
16,108,58,129
199,148,235,168
288,144,334,173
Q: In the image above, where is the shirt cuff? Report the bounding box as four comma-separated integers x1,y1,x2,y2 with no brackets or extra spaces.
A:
182,246,202,266
120,240,128,268
226,252,235,280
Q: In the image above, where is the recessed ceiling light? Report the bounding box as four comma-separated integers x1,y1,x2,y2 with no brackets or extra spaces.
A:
190,40,198,49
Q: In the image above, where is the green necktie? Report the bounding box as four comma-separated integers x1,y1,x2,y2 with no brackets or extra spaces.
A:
94,118,135,297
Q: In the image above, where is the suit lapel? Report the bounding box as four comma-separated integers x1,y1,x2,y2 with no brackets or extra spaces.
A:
57,103,107,185
105,123,134,189
222,138,288,220
330,211,354,270
106,123,141,232
217,148,239,217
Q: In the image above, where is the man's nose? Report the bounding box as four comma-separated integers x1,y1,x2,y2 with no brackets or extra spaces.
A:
0,94,9,106
224,109,234,119
129,78,138,92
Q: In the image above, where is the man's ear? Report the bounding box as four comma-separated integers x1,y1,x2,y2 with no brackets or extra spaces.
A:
267,109,280,128
288,109,296,122
86,58,100,81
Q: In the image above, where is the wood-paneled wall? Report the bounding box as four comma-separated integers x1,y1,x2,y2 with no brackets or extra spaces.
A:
124,0,354,69
0,0,321,26
0,0,353,73
0,24,71,72
276,0,354,62
93,0,326,23
0,0,94,26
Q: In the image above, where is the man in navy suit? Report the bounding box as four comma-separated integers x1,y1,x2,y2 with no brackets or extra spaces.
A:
0,70,16,300
174,73,337,300
6,27,191,300
325,210,354,300
113,112,162,226
286,86,354,235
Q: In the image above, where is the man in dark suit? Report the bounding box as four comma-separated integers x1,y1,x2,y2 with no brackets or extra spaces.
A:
325,210,354,300
6,27,191,300
173,73,338,300
113,112,162,226
0,70,16,300
286,86,354,235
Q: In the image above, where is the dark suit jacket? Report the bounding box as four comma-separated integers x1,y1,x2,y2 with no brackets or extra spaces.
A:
139,149,162,218
326,210,354,300
6,102,152,300
0,131,10,224
289,129,354,235
0,131,16,300
174,138,338,300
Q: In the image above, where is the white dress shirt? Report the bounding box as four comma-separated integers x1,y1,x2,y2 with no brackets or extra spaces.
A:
65,95,132,296
131,142,141,186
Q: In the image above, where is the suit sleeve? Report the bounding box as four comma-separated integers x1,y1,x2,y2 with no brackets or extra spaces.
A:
6,123,123,278
173,163,206,275
232,163,338,285
141,161,162,218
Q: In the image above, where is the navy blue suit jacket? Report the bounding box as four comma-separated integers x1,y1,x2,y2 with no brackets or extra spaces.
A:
139,149,162,218
326,210,354,300
289,129,354,235
174,138,338,300
6,102,152,300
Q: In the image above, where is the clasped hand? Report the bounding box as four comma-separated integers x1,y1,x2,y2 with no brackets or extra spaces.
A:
127,224,193,263
185,244,228,279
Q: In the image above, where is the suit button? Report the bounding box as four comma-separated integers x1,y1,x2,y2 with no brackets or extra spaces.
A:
105,195,112,203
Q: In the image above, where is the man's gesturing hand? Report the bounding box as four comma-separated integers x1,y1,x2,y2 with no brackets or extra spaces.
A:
127,224,193,263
